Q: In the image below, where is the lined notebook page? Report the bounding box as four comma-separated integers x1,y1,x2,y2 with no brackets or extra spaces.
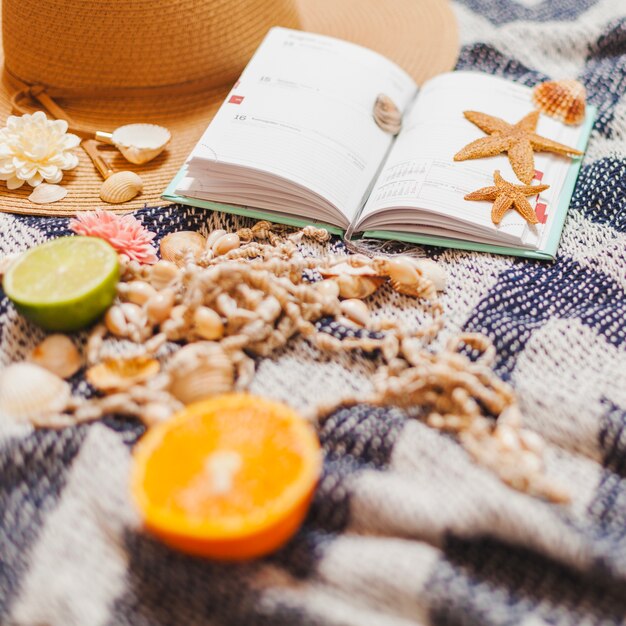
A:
181,27,417,224
358,72,586,248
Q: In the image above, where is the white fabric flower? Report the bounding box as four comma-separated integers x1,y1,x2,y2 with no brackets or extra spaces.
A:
0,111,80,189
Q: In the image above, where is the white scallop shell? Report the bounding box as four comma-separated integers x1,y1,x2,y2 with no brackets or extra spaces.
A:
160,231,206,266
167,343,234,404
0,362,71,423
111,123,171,164
100,171,144,204
30,334,82,379
28,183,68,204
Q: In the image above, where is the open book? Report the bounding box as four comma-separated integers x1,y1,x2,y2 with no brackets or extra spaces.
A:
164,27,595,260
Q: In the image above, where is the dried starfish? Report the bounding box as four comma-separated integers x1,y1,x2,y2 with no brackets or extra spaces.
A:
454,110,582,184
465,170,549,225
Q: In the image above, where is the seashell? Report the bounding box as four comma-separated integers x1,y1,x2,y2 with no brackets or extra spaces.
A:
30,334,82,379
212,233,240,256
160,231,206,266
146,289,176,325
108,123,171,165
334,274,383,299
413,259,447,292
316,279,340,299
167,342,235,404
121,280,157,306
193,306,224,340
148,260,179,289
373,93,402,135
0,362,71,423
319,261,380,279
532,79,586,126
28,183,67,204
206,229,228,250
385,257,420,286
100,171,144,204
86,356,160,392
340,299,371,326
105,302,146,337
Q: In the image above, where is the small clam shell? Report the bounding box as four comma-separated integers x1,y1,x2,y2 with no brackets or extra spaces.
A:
0,363,71,422
28,184,67,204
413,259,447,292
160,231,206,266
340,299,371,326
86,356,160,391
212,233,240,256
319,261,380,278
206,229,228,250
146,289,176,325
193,306,224,340
148,260,179,289
167,343,235,404
111,123,171,165
100,171,143,204
335,274,383,299
30,334,81,379
316,279,340,299
373,93,402,135
532,79,586,126
121,280,157,306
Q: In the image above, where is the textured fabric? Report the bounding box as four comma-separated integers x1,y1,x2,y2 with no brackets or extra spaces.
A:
1,1,626,624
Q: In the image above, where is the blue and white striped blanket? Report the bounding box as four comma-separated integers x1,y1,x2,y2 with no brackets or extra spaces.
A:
2,1,626,624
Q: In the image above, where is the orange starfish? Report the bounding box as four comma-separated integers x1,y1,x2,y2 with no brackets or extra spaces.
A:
465,170,550,225
454,110,582,184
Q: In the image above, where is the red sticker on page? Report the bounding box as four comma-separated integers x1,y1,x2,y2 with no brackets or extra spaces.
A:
533,170,544,182
535,202,548,224
229,95,245,105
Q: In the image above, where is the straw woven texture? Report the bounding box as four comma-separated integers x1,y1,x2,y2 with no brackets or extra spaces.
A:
0,0,458,217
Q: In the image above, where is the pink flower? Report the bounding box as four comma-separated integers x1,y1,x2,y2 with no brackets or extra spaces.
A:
69,209,158,264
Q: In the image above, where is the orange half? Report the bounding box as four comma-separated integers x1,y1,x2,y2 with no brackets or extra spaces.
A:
131,393,322,560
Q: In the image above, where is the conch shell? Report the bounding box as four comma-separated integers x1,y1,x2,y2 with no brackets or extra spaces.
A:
100,171,143,204
373,94,402,135
532,79,586,126
167,342,234,404
0,362,71,423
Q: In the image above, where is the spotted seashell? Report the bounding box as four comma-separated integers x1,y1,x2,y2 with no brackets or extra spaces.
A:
160,231,206,266
373,93,402,135
0,362,71,423
167,342,234,404
100,171,144,204
532,79,586,126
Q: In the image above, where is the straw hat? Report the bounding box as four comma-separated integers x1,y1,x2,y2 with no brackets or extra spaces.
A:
0,0,458,217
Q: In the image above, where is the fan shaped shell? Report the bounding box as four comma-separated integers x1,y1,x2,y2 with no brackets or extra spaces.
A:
0,362,71,423
532,79,586,126
160,231,206,266
100,171,144,204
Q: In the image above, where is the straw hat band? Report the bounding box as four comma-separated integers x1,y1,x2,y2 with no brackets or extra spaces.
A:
3,0,300,90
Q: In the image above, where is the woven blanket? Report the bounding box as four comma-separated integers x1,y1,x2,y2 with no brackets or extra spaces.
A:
2,1,626,624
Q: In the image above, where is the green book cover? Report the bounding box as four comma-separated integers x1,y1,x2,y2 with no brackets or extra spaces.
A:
163,106,596,261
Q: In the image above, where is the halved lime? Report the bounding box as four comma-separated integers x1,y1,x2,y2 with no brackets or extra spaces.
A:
3,236,119,331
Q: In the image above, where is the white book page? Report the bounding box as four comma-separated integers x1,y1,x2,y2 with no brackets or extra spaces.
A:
357,72,585,247
182,27,417,223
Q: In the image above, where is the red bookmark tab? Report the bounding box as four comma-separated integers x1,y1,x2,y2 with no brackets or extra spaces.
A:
535,202,548,224
229,95,244,105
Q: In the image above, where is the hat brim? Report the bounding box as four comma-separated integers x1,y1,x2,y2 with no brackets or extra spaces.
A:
0,0,457,217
